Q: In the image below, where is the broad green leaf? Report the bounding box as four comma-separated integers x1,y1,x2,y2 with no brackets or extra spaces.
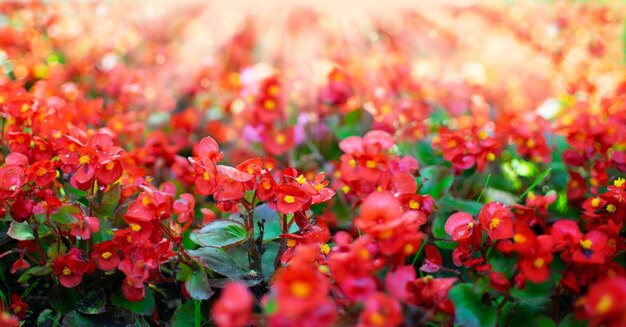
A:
37,309,61,327
439,194,483,215
97,183,121,218
170,301,196,327
188,247,246,279
7,221,35,241
110,287,155,316
51,205,79,225
431,214,457,250
558,314,587,327
62,311,94,326
253,204,298,242
185,270,213,300
49,286,79,314
190,219,248,247
18,266,52,284
448,283,497,327
76,289,106,315
536,316,557,327
419,166,454,199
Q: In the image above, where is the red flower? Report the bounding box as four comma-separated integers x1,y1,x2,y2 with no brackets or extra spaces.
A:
211,282,254,327
274,185,309,214
91,240,120,271
519,235,554,283
573,231,608,264
26,160,56,187
444,212,478,242
194,136,223,162
582,277,626,326
52,248,95,288
357,293,403,327
478,202,513,241
7,294,27,320
384,265,416,302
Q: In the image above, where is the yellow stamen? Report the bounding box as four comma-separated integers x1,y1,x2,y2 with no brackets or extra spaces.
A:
141,196,152,206
533,258,545,268
101,251,113,259
513,233,526,243
486,152,496,161
580,239,592,249
369,312,385,326
295,175,306,184
591,198,600,208
263,99,276,111
106,161,115,170
614,178,625,188
366,160,377,169
596,295,613,314
489,217,501,230
290,281,312,298
130,224,141,232
607,204,617,213
275,134,286,145
286,239,297,248
349,159,356,168
203,171,211,181
283,195,295,204
379,229,393,239
320,244,330,255
36,166,48,177
79,155,90,165
409,200,420,210
341,185,351,194
63,267,72,276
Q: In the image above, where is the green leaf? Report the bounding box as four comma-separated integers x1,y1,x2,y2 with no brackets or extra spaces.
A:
76,289,106,315
37,309,61,327
111,287,155,316
190,219,248,247
448,283,497,327
558,314,587,327
185,270,214,300
439,194,483,215
519,168,552,201
431,214,457,250
62,311,94,326
188,247,246,279
536,316,557,327
419,166,454,199
170,301,196,327
7,221,35,240
49,286,79,314
97,183,121,218
51,205,79,225
253,204,297,242
18,266,52,284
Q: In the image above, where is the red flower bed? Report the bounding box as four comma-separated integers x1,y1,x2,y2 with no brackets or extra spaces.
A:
1,1,626,326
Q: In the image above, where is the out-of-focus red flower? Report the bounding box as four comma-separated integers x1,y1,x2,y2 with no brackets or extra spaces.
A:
211,282,254,327
357,293,403,327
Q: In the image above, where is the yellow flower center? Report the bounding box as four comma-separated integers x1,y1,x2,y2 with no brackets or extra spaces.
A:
349,159,356,168
268,85,280,96
591,197,600,207
533,258,545,268
262,180,271,190
596,295,613,314
526,139,536,148
79,155,90,165
263,99,276,111
379,229,393,239
131,224,141,232
366,160,377,169
63,266,72,276
489,217,501,230
203,171,211,181
106,161,115,170
283,195,295,204
290,281,312,298
513,233,526,243
341,185,351,194
614,178,625,188
320,244,330,254
404,244,415,254
409,200,420,210
369,312,385,326
467,222,475,228
314,183,324,191
486,152,496,161
296,175,306,184
13,306,21,314
101,251,113,259
142,196,152,207
36,166,48,176
607,204,617,213
275,134,286,145
580,239,593,249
